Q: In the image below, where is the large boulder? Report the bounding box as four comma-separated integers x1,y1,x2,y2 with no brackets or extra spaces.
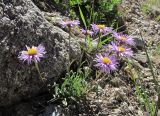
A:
0,0,81,106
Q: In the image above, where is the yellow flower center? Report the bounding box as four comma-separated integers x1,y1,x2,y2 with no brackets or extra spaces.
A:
102,57,111,64
118,46,125,52
97,24,105,29
27,48,37,55
120,36,127,41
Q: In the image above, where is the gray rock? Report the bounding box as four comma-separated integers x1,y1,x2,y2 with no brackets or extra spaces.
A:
0,0,81,106
142,68,152,78
133,53,148,64
149,5,160,18
132,36,145,50
110,77,125,87
41,104,61,116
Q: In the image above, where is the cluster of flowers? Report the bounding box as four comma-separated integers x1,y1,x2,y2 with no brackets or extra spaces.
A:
18,20,134,75
61,20,135,74
89,24,135,74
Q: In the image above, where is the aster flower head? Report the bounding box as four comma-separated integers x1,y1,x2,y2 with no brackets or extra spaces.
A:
18,44,46,64
60,20,80,27
81,28,94,36
94,53,117,73
112,32,135,45
109,42,133,57
91,23,112,34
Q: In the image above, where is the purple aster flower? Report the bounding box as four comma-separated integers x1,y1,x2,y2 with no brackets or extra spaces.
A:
112,32,135,45
81,28,94,36
18,44,46,64
94,53,117,73
109,42,133,57
91,24,112,34
60,20,80,27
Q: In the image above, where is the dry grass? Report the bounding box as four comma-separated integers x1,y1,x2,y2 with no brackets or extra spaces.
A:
147,0,160,8
141,0,160,14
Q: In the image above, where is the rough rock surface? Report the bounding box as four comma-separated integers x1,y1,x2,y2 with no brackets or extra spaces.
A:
0,0,81,106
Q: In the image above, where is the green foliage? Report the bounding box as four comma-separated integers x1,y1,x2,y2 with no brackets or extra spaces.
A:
135,84,156,116
141,4,151,14
125,59,157,116
53,0,60,4
155,15,160,22
156,44,160,55
99,0,120,11
78,4,87,28
97,36,112,48
92,0,120,24
81,35,112,53
147,0,160,8
54,69,88,104
139,32,159,116
69,0,82,6
52,0,121,26
85,36,94,52
141,0,160,14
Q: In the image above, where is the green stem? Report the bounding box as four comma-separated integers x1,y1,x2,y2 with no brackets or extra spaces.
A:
34,60,44,83
139,31,159,88
69,27,71,61
139,31,160,111
66,27,71,73
97,32,101,49
89,0,94,24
